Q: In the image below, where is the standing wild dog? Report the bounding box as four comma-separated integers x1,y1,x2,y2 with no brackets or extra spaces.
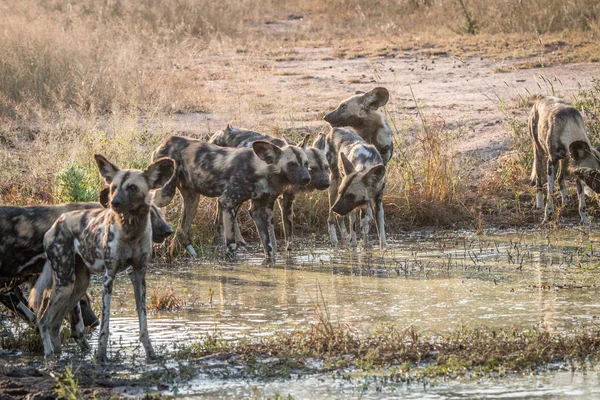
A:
323,87,393,165
528,96,600,224
0,191,173,327
315,129,386,248
30,155,175,362
152,136,311,260
209,125,330,249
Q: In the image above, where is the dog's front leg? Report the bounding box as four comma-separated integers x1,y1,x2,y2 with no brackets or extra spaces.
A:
267,196,277,255
374,195,386,249
250,200,275,261
279,190,296,250
219,198,238,257
129,263,156,361
348,210,358,247
97,266,117,363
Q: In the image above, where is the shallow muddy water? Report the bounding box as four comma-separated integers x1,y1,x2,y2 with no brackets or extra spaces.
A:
9,227,600,398
103,227,600,353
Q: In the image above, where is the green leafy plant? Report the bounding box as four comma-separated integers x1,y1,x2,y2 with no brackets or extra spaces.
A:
54,161,100,203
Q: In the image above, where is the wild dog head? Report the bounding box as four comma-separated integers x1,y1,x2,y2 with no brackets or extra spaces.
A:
297,134,330,190
331,152,385,216
570,141,600,192
94,155,175,217
323,87,389,127
252,141,311,186
569,141,600,170
573,167,600,193
99,187,173,242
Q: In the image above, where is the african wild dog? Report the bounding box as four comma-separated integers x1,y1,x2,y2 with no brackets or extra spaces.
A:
315,129,386,249
323,87,393,165
209,125,330,249
528,96,600,225
30,155,174,362
152,135,310,260
0,190,173,328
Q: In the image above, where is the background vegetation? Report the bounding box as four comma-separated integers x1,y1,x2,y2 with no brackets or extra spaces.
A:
1,0,600,248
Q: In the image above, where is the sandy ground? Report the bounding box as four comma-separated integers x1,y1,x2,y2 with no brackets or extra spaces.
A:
146,43,599,169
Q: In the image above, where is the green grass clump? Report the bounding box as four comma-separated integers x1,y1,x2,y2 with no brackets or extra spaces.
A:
54,161,100,203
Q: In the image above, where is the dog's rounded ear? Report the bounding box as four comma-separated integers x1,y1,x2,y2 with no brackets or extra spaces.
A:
252,141,283,164
362,164,386,186
363,87,389,110
300,134,311,150
340,152,355,175
145,158,175,190
98,187,110,208
569,141,591,162
94,154,120,184
225,123,233,132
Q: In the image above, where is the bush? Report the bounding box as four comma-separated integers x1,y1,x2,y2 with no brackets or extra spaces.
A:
54,161,100,203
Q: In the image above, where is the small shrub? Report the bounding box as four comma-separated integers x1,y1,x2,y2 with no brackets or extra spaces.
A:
54,161,100,203
52,366,83,400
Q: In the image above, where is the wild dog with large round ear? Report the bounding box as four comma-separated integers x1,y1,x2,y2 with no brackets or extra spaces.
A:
31,155,174,362
208,127,330,250
152,135,311,260
323,87,393,165
314,127,387,249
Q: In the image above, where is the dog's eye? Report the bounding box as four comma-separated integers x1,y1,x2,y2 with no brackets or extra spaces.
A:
340,104,347,110
127,185,138,192
304,161,309,168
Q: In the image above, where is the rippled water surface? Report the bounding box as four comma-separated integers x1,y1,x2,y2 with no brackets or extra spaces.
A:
20,228,600,398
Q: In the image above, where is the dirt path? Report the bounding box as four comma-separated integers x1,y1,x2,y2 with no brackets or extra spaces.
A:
150,45,598,167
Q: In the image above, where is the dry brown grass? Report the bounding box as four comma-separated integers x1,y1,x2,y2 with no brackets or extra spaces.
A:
1,0,600,245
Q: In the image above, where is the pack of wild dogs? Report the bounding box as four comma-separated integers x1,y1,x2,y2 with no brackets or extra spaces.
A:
1,88,599,363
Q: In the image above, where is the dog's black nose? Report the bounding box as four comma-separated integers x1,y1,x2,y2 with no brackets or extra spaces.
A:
111,198,121,207
301,176,311,185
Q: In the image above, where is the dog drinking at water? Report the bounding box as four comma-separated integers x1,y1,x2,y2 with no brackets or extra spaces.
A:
528,96,600,225
30,155,174,362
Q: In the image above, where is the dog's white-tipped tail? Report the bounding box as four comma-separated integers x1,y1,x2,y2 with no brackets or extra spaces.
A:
29,261,53,315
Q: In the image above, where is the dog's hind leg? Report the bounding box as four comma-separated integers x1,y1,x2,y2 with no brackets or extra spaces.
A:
250,200,275,261
39,282,74,359
129,263,156,361
360,206,373,249
543,159,557,224
558,158,569,205
279,190,296,250
96,266,117,363
69,260,91,352
374,194,386,249
220,199,238,257
348,210,358,247
178,189,200,258
233,204,248,248
576,178,591,227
